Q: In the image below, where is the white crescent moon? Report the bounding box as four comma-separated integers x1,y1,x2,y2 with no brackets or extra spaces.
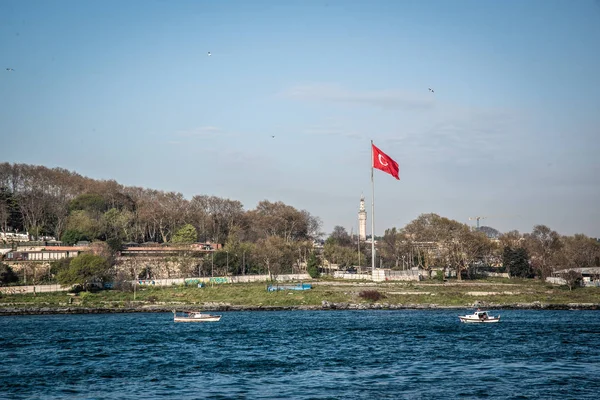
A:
378,154,388,166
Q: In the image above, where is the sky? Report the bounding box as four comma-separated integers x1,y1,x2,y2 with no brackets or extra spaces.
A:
1,0,599,237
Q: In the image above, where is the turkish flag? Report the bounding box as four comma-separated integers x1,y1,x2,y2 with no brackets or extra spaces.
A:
372,143,399,180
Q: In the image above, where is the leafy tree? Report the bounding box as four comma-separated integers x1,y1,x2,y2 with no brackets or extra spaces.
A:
101,208,134,242
328,226,353,247
106,237,123,253
0,263,19,285
50,257,72,277
66,210,101,241
503,247,531,278
323,241,359,268
171,224,198,244
61,229,87,245
0,187,24,232
56,253,111,291
307,252,320,278
69,193,107,214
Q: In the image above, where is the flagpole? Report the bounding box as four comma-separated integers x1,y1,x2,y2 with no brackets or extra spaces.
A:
371,140,375,278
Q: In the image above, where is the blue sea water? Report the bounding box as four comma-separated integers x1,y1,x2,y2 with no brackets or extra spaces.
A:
1,309,600,399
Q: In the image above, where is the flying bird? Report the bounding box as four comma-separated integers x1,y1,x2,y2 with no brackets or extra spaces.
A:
207,52,211,56
5,68,15,71
271,135,275,138
428,88,434,93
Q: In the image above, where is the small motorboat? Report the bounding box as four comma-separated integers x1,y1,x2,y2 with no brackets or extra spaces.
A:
458,309,500,323
173,310,222,323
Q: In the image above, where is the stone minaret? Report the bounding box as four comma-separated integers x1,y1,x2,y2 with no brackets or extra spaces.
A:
358,195,367,241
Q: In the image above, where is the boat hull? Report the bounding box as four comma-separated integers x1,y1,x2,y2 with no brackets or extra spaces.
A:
459,316,500,323
174,315,221,323
173,311,222,322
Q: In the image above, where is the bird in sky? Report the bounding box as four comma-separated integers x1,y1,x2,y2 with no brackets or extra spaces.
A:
5,68,15,71
207,52,211,56
428,88,434,93
271,135,275,138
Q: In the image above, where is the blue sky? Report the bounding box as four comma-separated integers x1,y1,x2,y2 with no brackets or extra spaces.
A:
1,0,599,237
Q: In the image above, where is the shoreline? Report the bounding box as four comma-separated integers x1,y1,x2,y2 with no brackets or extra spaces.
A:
1,301,599,316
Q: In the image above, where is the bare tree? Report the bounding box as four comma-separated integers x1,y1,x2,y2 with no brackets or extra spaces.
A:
524,225,563,279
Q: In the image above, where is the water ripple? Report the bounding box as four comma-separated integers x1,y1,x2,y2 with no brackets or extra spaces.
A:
1,310,600,399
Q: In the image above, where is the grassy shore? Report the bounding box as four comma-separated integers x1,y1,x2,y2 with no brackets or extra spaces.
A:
1,278,599,314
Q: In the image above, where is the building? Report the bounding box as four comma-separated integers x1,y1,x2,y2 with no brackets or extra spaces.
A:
358,195,367,241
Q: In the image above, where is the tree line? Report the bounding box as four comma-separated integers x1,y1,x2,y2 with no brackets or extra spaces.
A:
1,163,599,287
325,213,600,283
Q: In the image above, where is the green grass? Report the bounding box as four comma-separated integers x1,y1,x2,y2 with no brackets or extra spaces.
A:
1,279,599,310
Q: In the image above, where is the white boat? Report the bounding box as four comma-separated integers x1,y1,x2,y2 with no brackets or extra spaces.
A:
173,310,222,323
458,310,500,323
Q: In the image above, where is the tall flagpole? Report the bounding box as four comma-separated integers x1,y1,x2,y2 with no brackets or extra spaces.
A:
371,140,375,277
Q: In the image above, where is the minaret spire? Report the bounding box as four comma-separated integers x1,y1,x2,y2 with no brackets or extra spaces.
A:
358,194,367,241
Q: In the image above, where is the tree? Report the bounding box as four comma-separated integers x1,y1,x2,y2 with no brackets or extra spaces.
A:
561,270,583,291
503,247,531,278
0,263,19,285
61,229,87,246
69,193,107,214
248,200,313,243
328,226,353,247
49,257,72,278
0,199,9,235
562,234,600,270
479,226,500,239
66,210,101,241
171,224,198,244
307,252,320,278
254,236,295,279
524,225,563,279
56,253,111,291
458,228,494,280
102,208,134,242
379,227,412,269
499,230,522,251
0,187,23,233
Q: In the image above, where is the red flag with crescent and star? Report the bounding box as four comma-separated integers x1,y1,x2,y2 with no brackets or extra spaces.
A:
372,143,399,180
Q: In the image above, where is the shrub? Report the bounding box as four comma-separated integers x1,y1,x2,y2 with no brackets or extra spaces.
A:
435,270,445,281
359,290,385,302
68,284,84,294
0,263,19,285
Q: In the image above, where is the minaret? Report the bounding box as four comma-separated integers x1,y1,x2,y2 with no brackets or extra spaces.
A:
358,195,367,241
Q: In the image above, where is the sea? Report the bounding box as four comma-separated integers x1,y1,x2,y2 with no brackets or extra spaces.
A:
1,309,599,399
